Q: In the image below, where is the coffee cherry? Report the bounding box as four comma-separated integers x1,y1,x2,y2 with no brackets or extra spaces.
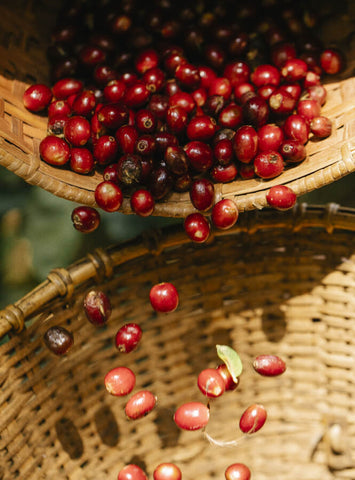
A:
93,135,119,165
118,464,148,480
216,364,239,391
197,368,225,398
310,116,332,138
239,404,267,434
71,90,96,117
184,213,211,243
210,163,238,183
254,151,284,179
43,325,74,356
174,402,210,431
23,84,53,112
153,463,182,480
211,199,239,230
149,282,179,313
320,48,344,75
70,146,94,173
98,104,129,129
125,390,157,419
297,99,321,122
71,206,100,233
233,126,258,164
257,124,284,152
251,64,280,87
39,135,70,166
104,367,136,396
283,114,310,144
189,178,214,212
266,185,297,210
130,189,155,216
279,140,306,163
64,115,91,146
253,354,286,376
186,115,216,142
95,181,123,212
225,463,251,480
184,141,214,172
115,323,143,353
83,289,112,326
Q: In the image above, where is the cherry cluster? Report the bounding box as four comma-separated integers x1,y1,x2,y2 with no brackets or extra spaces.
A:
23,0,344,240
43,280,287,479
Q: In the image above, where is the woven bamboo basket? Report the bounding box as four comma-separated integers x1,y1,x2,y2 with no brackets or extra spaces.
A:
1,203,355,479
1,1,355,217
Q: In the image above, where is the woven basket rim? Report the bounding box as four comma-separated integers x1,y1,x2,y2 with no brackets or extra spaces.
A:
1,202,355,338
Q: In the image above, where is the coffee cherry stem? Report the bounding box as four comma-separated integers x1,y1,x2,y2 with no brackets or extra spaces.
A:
202,428,247,448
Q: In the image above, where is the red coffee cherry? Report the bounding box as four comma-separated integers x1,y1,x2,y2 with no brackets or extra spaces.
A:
320,48,344,75
211,199,239,230
257,124,284,152
197,368,225,398
104,367,136,396
279,140,306,163
189,178,215,212
153,463,182,480
39,135,70,166
184,213,211,244
216,364,239,391
43,325,74,356
253,354,287,376
239,404,267,434
225,463,251,480
52,77,83,100
125,390,157,419
254,151,284,179
64,115,91,146
93,135,119,165
266,185,297,210
310,116,332,138
251,64,281,87
186,115,217,142
115,323,143,353
83,289,112,326
174,402,210,430
71,206,100,233
94,181,123,212
233,125,258,164
118,464,148,480
23,84,53,112
149,282,179,313
130,189,155,216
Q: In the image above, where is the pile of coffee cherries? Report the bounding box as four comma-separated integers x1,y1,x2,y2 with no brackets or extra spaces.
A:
44,280,287,479
23,0,344,241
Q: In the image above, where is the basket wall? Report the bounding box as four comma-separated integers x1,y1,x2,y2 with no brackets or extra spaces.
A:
1,206,355,479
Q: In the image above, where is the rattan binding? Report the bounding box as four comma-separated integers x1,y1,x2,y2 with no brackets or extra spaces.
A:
1,203,355,479
1,2,355,217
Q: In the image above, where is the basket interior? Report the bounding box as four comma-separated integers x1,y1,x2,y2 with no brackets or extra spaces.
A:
1,214,355,479
1,1,355,216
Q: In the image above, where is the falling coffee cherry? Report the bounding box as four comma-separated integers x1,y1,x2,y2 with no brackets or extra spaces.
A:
118,464,148,480
115,323,142,353
225,463,251,480
43,325,74,356
104,366,136,396
153,463,182,480
253,354,286,377
173,402,210,431
149,282,179,313
239,404,267,434
83,289,112,326
125,390,157,419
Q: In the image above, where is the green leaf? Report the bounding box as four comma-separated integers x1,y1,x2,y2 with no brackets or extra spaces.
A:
216,344,243,381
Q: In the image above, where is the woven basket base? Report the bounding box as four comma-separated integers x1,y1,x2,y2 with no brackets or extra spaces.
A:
1,205,355,479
